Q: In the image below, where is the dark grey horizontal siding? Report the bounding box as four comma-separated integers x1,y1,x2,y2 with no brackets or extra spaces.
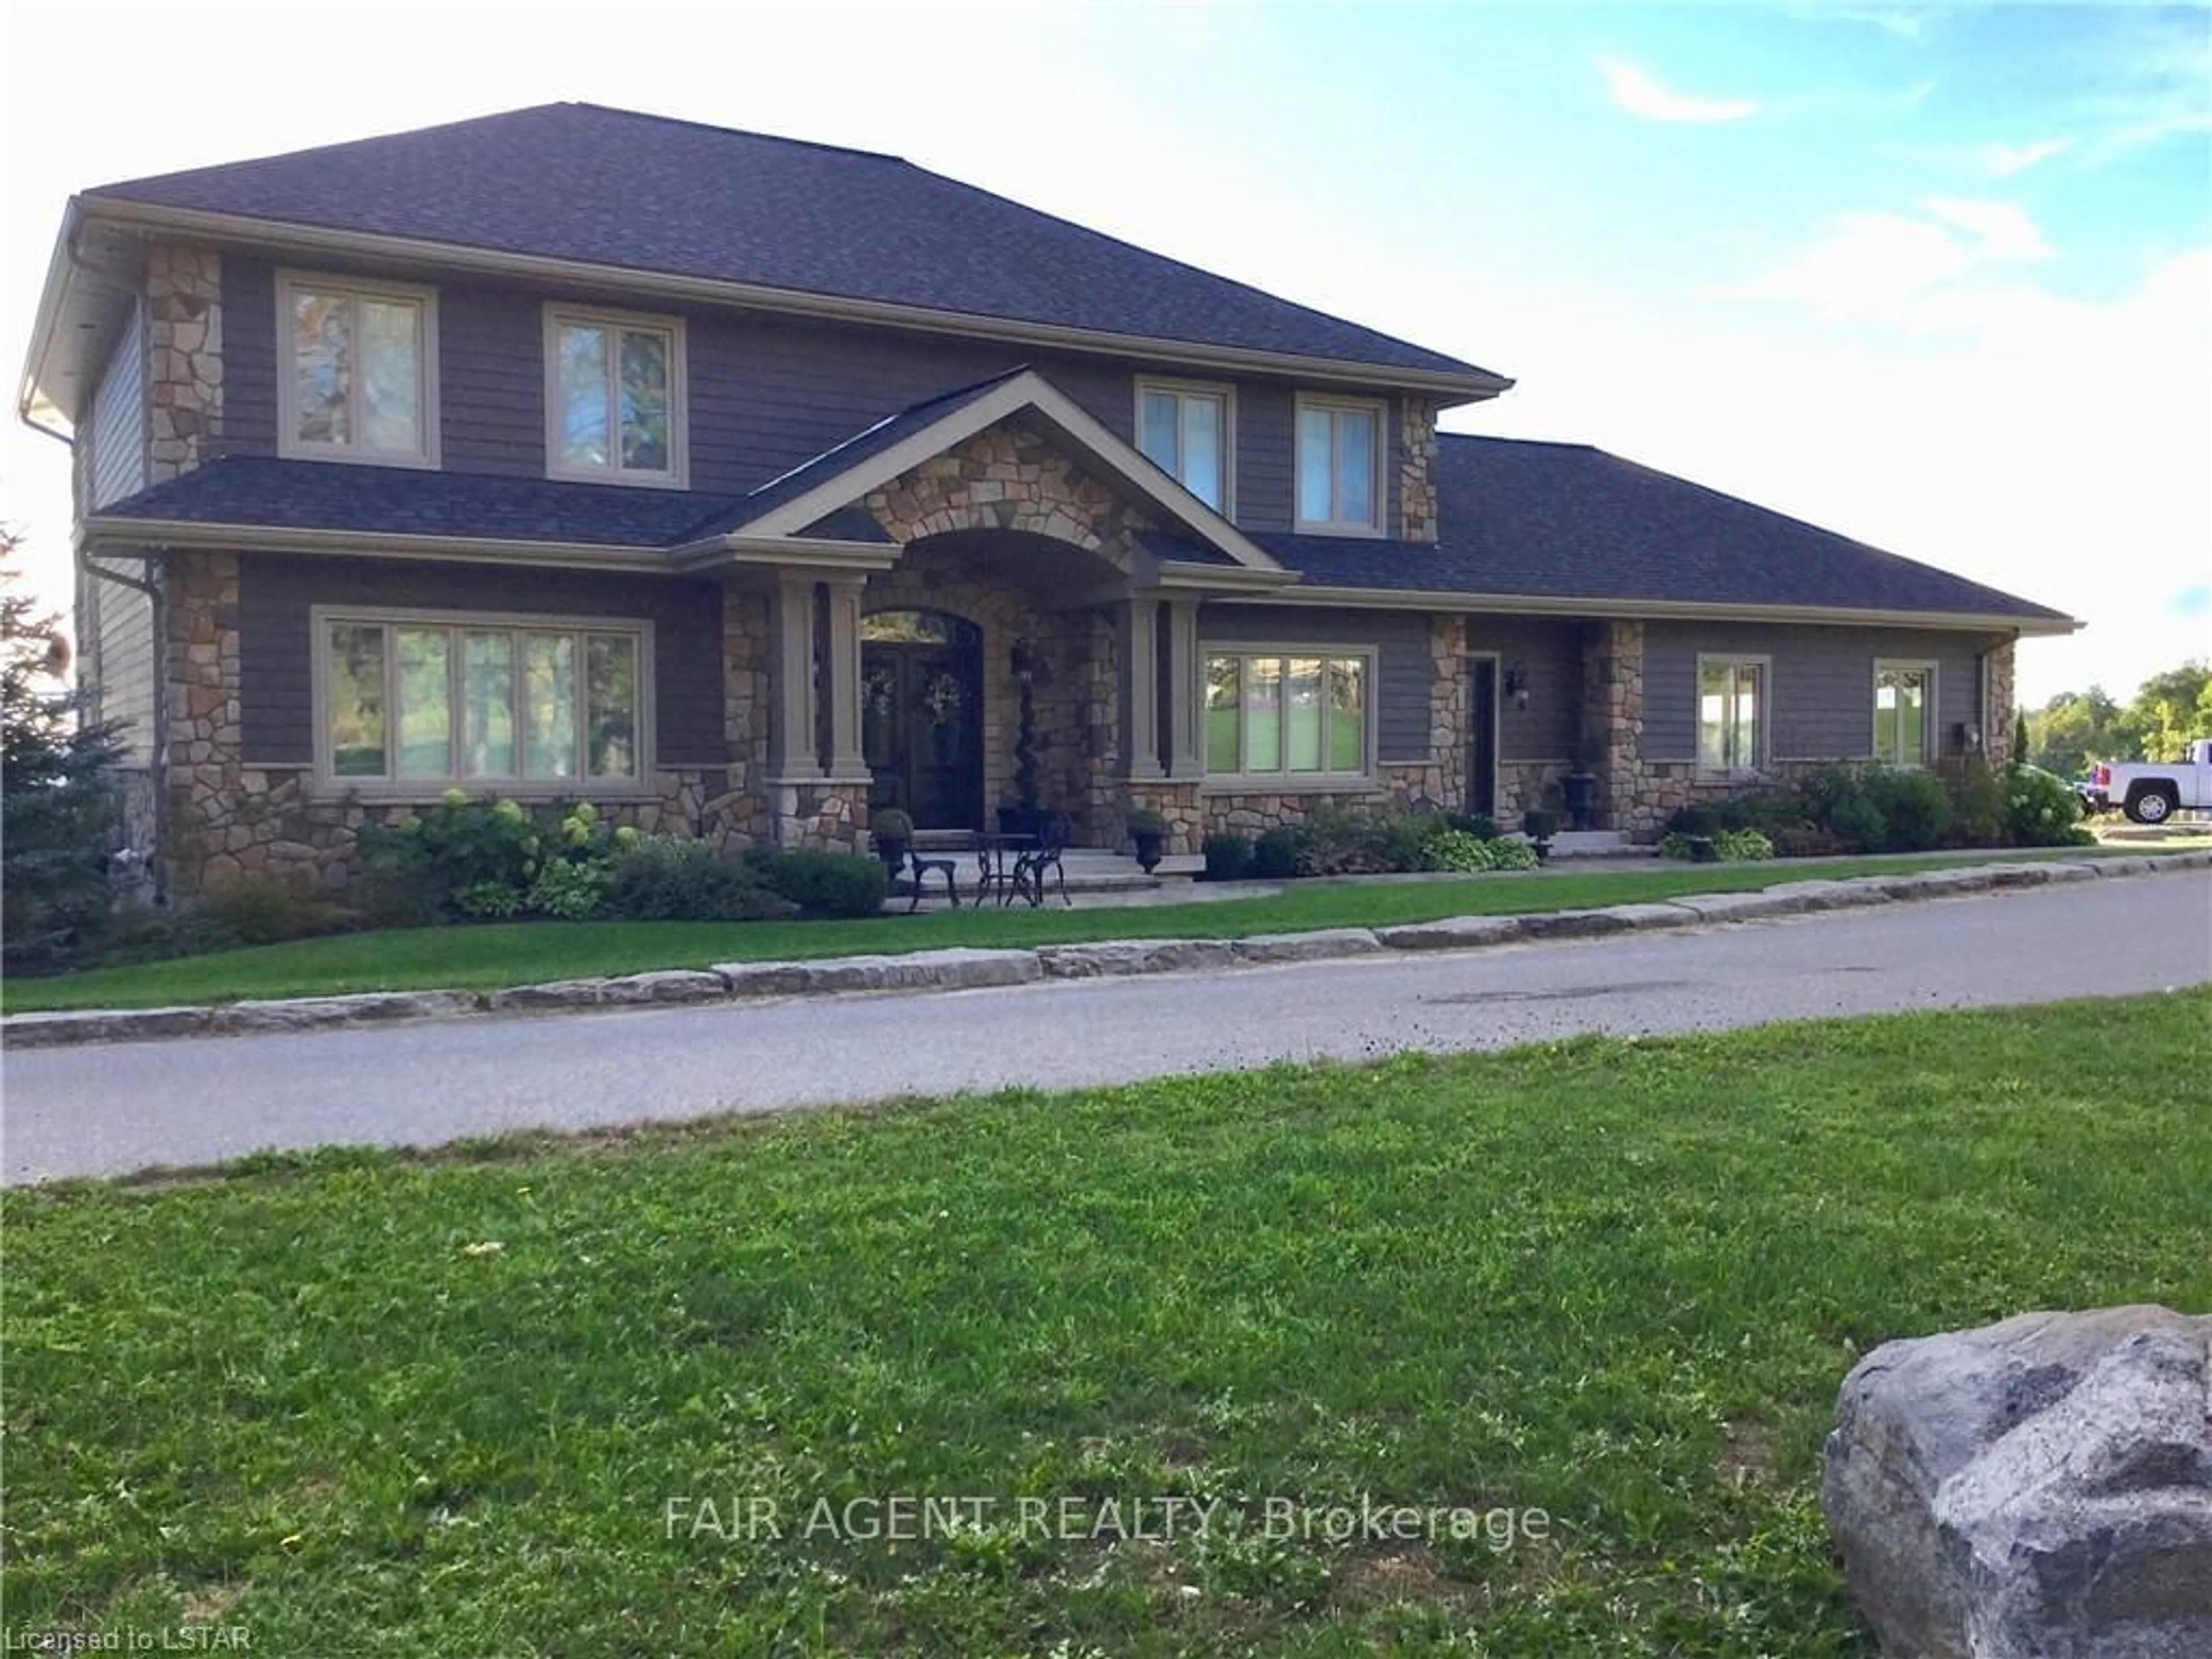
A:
1234,384,1294,533
1643,622,1997,762
1467,617,1580,761
220,256,276,459
439,282,544,475
236,554,725,766
206,253,1385,533
1198,603,1431,762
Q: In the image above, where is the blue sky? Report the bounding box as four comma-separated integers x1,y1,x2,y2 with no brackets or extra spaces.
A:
2,0,2206,702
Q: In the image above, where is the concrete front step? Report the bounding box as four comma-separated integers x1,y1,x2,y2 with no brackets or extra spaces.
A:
1536,830,1641,859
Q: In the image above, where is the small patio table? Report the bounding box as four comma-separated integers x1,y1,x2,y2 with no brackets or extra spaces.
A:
974,831,1040,907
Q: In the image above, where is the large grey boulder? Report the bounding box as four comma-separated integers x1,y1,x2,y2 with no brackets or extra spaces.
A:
1822,1305,2212,1658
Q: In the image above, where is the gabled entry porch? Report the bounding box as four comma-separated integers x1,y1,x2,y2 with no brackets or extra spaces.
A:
681,369,1294,853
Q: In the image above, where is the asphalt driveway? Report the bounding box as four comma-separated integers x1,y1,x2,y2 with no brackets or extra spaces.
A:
6,873,2207,1183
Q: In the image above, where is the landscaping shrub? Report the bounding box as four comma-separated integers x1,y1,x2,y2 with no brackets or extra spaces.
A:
1380,809,1451,873
1771,824,1851,858
526,858,612,921
1200,832,1253,882
1865,768,1954,851
1664,802,1724,840
1445,812,1501,841
359,790,546,908
349,865,445,931
2006,763,2093,847
1715,828,1775,861
606,838,794,922
1419,831,1537,873
1949,762,2012,848
1291,803,1398,877
1416,829,1493,872
749,850,891,918
1250,827,1300,880
1827,794,1889,853
200,872,351,945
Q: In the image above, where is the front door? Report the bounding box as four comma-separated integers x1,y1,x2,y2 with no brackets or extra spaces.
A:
1469,657,1499,819
861,611,984,831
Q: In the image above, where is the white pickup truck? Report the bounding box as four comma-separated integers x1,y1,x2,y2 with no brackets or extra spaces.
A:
2086,738,2212,824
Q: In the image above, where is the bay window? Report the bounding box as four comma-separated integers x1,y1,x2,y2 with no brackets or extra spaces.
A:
546,306,684,484
1696,656,1767,777
1137,380,1230,510
279,273,437,465
1205,649,1370,779
1295,395,1382,532
1874,661,1936,767
320,610,647,791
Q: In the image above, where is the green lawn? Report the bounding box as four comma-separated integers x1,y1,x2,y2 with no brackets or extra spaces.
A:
10,993,2210,1653
2,847,2124,1013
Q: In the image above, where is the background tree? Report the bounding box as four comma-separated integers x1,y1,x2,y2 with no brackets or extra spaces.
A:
2120,661,2212,762
3,528,126,969
2024,685,2127,778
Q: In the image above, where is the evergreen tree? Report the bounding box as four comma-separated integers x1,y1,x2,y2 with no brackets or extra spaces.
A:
2011,708,2032,768
3,529,127,969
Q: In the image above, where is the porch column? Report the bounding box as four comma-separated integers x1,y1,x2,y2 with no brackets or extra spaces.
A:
822,574,871,782
767,571,821,781
1164,598,1204,777
1120,596,1164,781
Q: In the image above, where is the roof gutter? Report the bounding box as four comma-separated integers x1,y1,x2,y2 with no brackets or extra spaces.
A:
18,200,89,433
69,198,1514,402
1226,584,2081,637
82,514,676,573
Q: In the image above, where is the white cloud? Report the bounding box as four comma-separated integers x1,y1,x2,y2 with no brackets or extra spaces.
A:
1597,55,1758,124
1729,198,2058,325
1918,197,2057,263
1976,138,2073,178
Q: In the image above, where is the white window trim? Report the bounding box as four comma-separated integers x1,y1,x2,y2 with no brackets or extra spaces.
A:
310,604,656,800
1199,643,1379,791
543,304,688,488
1873,658,1940,768
1134,376,1236,516
1694,652,1772,780
1293,392,1386,536
275,270,441,469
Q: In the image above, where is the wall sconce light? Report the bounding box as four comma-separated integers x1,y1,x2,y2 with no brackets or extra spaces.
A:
1503,662,1531,711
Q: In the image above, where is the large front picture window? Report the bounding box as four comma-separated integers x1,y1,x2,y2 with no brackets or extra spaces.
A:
546,308,683,484
1205,650,1369,778
279,274,435,465
321,612,647,790
1874,661,1935,767
1696,656,1767,777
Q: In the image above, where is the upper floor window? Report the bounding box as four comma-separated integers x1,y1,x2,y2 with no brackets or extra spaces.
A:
279,272,438,467
1874,661,1936,767
546,306,684,486
1696,655,1768,778
1137,380,1230,512
1295,395,1382,533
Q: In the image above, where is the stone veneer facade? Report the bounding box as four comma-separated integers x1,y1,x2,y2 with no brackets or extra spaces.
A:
146,243,224,482
1397,396,1441,544
161,553,787,895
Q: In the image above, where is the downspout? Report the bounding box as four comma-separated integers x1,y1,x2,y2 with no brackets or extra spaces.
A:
24,410,174,907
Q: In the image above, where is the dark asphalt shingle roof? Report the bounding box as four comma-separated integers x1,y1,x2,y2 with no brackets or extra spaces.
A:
87,423,2068,623
1252,435,2070,621
94,454,735,548
691,370,1023,539
87,103,1498,382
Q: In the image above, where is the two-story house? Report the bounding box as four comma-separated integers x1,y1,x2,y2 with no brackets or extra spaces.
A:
19,103,2074,895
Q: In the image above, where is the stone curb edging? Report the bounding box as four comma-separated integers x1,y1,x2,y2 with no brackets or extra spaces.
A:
7,851,2206,1051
